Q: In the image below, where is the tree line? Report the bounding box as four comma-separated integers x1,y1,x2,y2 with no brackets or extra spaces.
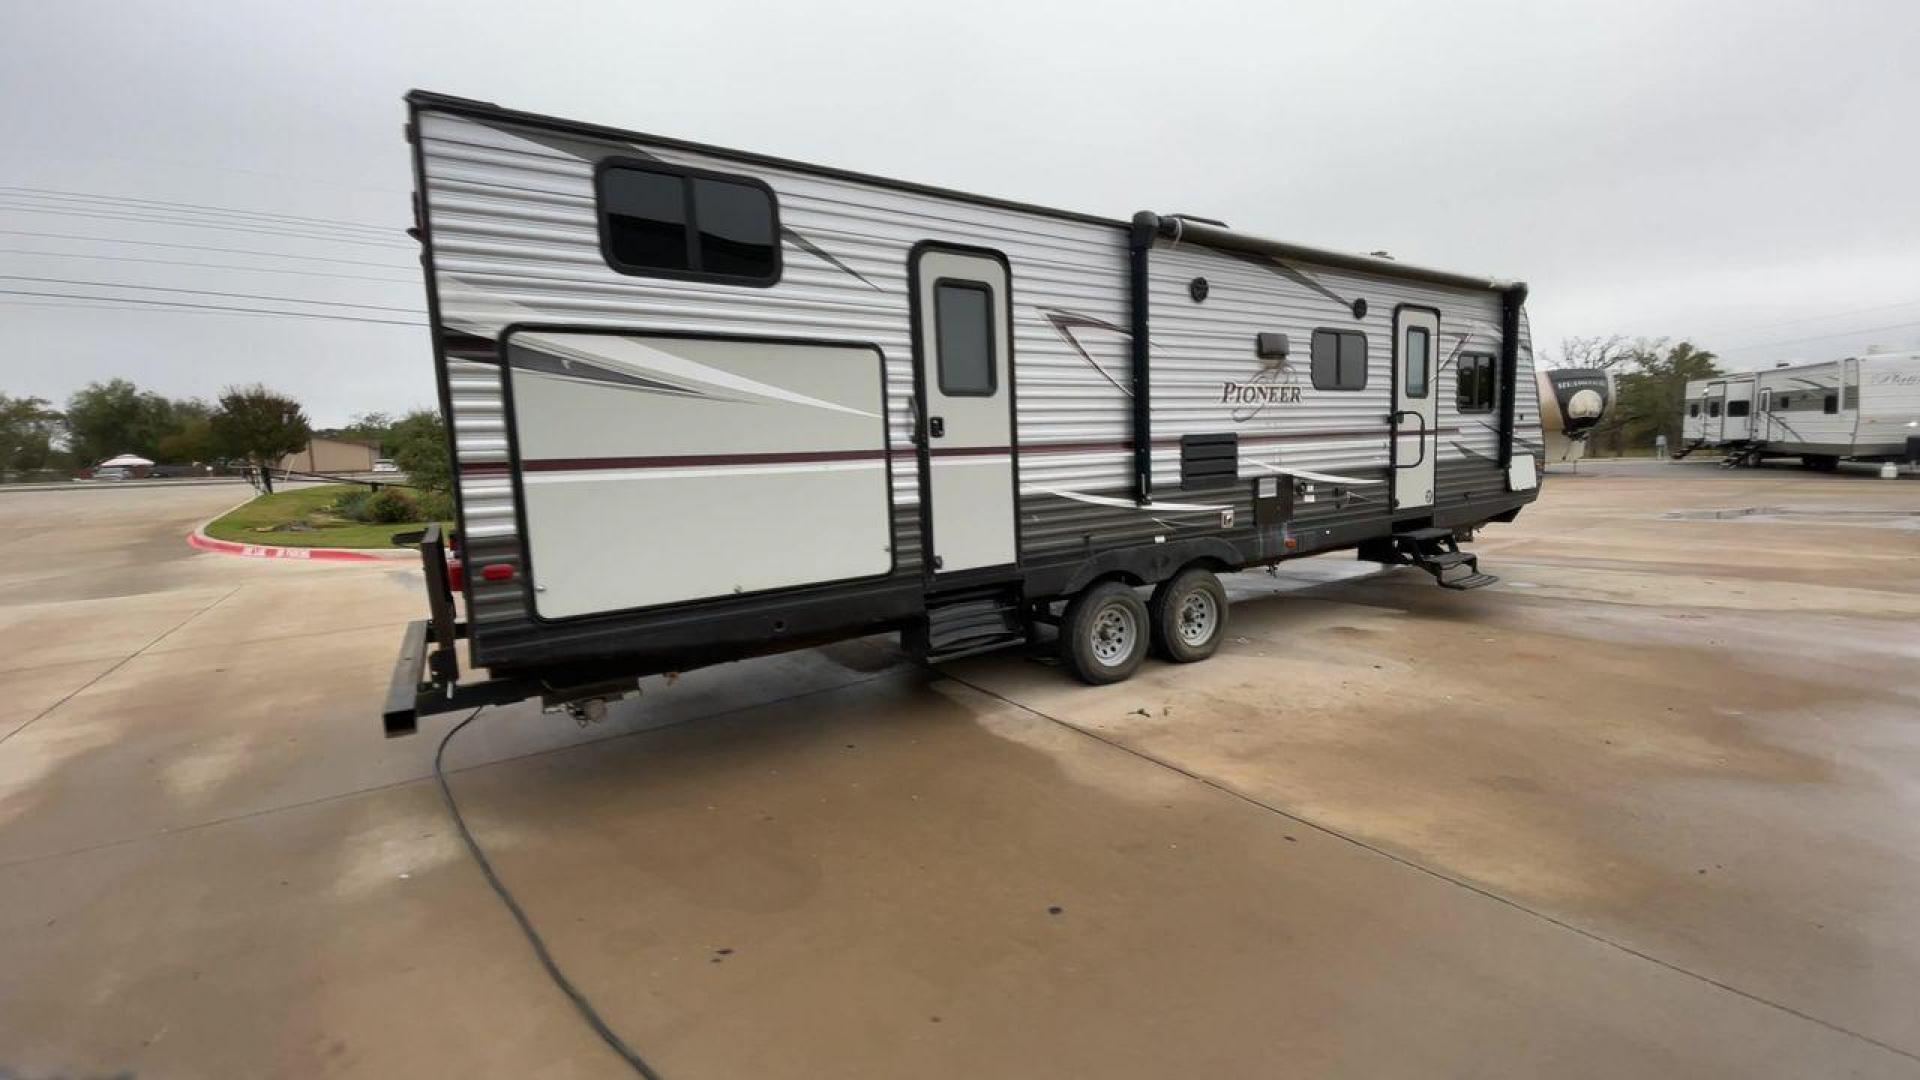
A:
0,380,448,497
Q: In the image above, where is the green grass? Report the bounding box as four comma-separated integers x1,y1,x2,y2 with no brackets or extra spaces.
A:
204,483,448,549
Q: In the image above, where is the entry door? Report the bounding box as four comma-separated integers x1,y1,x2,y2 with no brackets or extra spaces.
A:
1391,307,1439,511
1757,388,1773,442
1706,381,1727,440
911,247,1016,575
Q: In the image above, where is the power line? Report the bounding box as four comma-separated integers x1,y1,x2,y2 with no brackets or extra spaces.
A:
0,229,413,269
1711,298,1920,345
0,274,421,314
0,186,397,238
0,248,418,285
0,203,413,249
0,288,425,327
1730,320,1920,352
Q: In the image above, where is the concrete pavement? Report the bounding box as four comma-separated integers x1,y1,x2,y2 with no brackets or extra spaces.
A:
1,472,1916,1077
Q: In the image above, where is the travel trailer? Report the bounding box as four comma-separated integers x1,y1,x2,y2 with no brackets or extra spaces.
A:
1536,368,1615,465
382,92,1545,735
1683,351,1920,467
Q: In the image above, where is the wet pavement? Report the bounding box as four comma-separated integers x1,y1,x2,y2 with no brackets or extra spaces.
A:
1,464,1917,1078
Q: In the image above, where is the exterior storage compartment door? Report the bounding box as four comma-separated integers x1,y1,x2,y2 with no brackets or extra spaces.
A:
502,329,894,619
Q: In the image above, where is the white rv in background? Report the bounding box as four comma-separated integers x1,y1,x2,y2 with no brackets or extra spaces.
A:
1683,351,1920,467
382,92,1545,734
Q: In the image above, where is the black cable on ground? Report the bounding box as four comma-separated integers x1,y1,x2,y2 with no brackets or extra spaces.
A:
434,708,667,1079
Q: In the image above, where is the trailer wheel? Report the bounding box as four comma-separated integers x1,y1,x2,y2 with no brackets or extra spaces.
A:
1061,581,1149,685
1149,567,1230,663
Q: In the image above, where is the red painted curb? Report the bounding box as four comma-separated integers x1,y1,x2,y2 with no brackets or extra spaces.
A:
187,531,405,562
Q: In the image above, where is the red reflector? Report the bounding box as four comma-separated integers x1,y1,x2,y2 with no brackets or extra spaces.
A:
1282,537,1298,550
447,559,464,591
480,563,515,582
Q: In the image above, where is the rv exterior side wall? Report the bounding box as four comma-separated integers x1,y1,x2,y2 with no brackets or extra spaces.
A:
407,93,1540,682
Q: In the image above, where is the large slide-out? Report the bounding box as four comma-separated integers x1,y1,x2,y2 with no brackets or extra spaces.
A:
383,92,1544,734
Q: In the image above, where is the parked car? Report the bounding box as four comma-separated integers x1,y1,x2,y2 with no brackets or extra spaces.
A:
372,459,399,474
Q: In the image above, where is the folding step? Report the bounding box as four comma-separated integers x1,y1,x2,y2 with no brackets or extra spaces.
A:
1385,527,1500,591
909,587,1027,663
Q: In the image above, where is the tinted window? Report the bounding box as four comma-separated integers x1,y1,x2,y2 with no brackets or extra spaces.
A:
599,162,779,284
603,167,689,271
1823,393,1838,414
1727,400,1749,417
1709,400,1722,417
694,178,777,278
1457,353,1496,413
935,281,995,396
1688,402,1699,417
1405,327,1430,398
1310,329,1367,391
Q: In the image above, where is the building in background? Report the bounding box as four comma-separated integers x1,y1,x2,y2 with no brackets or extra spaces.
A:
277,437,377,475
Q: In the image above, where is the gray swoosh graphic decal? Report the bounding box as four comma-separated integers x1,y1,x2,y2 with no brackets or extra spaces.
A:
1222,250,1356,313
511,346,713,398
783,228,882,291
1038,307,1133,397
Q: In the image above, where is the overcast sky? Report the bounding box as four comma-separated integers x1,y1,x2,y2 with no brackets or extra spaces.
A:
3,0,1917,425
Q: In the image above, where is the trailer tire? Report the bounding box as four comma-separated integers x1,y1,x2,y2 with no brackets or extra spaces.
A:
1061,581,1150,685
1149,567,1230,663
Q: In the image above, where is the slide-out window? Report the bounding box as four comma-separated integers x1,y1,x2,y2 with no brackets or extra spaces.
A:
1726,400,1750,417
1456,353,1497,413
598,161,780,285
934,280,996,396
1310,329,1368,391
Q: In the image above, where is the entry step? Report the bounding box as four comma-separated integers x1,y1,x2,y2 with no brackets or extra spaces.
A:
908,587,1027,663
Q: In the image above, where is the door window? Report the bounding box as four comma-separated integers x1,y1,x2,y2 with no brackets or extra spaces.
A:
934,280,996,396
1404,327,1430,398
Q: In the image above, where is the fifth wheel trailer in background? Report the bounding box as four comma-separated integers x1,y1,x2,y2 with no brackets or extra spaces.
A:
381,91,1545,734
1683,351,1920,468
1536,368,1615,465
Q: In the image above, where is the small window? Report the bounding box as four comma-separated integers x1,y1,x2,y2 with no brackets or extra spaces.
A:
1310,329,1367,391
1776,395,1790,411
1823,393,1838,414
1708,400,1722,417
1404,327,1430,398
1727,400,1750,417
1688,402,1700,418
598,161,779,285
934,280,996,396
1456,353,1497,413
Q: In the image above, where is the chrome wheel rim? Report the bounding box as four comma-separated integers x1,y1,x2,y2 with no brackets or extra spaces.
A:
1090,603,1137,666
1176,589,1217,646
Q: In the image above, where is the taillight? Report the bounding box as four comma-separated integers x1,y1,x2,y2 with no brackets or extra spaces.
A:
446,558,464,592
480,563,515,582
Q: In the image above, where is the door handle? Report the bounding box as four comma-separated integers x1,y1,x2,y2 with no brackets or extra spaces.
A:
1390,409,1428,468
929,416,946,438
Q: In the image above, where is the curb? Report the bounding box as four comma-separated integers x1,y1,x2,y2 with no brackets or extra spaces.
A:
187,529,415,562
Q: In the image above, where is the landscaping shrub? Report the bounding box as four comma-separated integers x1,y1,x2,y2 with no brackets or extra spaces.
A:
415,490,454,522
363,487,420,524
332,488,373,521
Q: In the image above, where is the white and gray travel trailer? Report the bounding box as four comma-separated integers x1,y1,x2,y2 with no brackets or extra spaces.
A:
382,92,1545,734
1537,367,1615,464
1682,352,1920,467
